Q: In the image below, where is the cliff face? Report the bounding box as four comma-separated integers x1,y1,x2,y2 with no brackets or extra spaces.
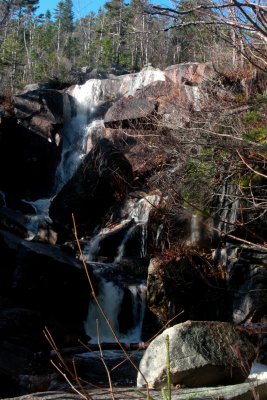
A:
0,62,266,396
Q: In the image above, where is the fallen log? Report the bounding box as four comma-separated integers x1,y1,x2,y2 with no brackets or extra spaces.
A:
35,342,148,359
238,323,267,336
35,323,267,360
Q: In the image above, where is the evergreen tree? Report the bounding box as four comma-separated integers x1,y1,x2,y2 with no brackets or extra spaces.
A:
53,0,75,77
54,0,74,33
102,0,131,67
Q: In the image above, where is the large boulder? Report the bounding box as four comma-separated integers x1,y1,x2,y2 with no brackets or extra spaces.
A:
12,89,65,142
137,320,256,388
101,63,216,184
12,240,90,332
0,229,92,398
104,97,157,128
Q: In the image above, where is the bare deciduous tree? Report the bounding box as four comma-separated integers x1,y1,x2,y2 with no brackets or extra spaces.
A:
148,0,267,69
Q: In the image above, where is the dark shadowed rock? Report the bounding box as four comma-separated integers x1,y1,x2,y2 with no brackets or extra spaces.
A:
0,118,60,199
0,229,93,398
0,207,30,238
49,138,134,241
146,256,229,325
12,240,90,330
0,230,24,300
137,320,256,388
228,246,267,324
0,307,52,398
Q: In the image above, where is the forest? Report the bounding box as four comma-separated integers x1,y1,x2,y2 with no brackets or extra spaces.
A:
0,0,267,92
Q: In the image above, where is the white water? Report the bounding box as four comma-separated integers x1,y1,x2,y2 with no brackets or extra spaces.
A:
84,279,146,343
85,278,124,342
81,193,161,263
54,80,104,192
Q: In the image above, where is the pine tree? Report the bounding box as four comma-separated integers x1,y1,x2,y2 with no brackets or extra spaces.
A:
54,0,74,33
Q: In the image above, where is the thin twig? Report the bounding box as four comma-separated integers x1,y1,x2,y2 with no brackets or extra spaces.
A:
96,319,116,400
236,149,267,179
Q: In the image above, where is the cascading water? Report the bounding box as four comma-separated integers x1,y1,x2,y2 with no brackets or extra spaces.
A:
54,79,105,192
82,194,160,343
115,194,161,262
22,68,165,343
84,274,147,343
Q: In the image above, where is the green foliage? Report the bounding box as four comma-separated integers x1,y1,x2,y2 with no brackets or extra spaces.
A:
185,157,215,181
239,171,263,189
244,127,267,144
243,93,267,145
183,148,216,196
0,33,24,66
54,0,74,32
243,110,262,124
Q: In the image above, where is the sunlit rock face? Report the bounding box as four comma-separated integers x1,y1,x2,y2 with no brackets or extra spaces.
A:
137,320,256,388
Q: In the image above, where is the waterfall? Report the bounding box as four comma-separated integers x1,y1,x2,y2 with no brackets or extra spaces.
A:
54,68,165,193
115,194,161,262
82,194,160,343
84,278,124,343
84,278,147,343
81,193,160,262
126,283,147,341
21,69,165,342
54,79,104,193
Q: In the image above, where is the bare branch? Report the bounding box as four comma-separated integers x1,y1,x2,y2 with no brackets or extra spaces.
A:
236,149,267,178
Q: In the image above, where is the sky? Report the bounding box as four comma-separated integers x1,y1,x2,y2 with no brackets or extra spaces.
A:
37,0,107,18
37,0,168,19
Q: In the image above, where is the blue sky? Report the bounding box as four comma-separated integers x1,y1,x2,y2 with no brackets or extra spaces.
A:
37,0,168,18
37,0,106,18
